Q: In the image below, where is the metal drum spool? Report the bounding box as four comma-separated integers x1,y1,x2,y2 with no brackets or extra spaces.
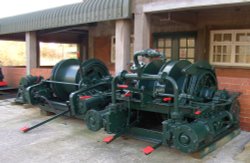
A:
160,60,192,93
51,59,81,100
138,60,191,93
50,58,110,101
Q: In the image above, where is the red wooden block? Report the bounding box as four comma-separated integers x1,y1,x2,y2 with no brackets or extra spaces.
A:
103,136,114,143
143,146,154,155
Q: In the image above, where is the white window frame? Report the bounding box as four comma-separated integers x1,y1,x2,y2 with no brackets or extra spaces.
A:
210,29,250,67
111,35,134,63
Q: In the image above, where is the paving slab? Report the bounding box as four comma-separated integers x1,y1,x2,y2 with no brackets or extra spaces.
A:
0,98,249,163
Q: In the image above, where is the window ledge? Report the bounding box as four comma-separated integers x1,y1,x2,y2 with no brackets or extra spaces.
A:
1,66,26,68
37,66,53,69
213,65,250,70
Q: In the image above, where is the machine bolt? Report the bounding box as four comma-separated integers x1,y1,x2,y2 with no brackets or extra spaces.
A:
180,134,190,144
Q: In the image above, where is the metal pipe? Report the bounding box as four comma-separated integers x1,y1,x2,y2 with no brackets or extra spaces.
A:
162,76,179,119
156,93,175,97
111,76,119,104
43,80,79,86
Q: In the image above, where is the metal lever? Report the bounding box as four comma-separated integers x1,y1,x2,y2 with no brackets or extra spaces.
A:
20,110,70,133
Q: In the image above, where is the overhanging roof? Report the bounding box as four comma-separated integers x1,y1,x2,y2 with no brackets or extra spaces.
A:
143,0,250,13
0,0,131,35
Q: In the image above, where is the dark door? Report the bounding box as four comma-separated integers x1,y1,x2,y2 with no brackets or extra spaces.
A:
154,32,197,63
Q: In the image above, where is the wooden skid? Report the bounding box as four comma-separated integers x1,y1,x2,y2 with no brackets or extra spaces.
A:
191,129,241,159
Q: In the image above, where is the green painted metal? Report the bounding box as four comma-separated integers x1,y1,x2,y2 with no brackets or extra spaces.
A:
51,59,81,100
89,48,240,154
16,58,112,131
0,0,131,35
16,49,241,155
15,75,43,104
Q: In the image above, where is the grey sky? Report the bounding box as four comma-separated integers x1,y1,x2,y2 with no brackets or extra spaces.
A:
0,0,82,18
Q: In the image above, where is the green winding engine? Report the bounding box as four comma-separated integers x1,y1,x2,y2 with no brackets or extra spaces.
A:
16,59,112,132
16,49,240,155
85,49,240,154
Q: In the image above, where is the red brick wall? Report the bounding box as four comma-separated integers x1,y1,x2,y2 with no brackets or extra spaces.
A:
216,68,250,131
31,68,51,79
1,67,26,87
93,36,115,74
2,67,51,87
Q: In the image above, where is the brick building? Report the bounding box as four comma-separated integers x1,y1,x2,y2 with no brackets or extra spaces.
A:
0,0,250,131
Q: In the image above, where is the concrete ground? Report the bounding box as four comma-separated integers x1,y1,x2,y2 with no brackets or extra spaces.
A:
0,98,250,163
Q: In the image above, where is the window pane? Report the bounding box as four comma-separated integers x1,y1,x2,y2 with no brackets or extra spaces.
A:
158,39,164,47
165,39,171,47
40,42,77,66
223,55,231,62
223,45,231,54
218,46,222,53
179,48,187,58
180,38,187,47
246,46,250,55
247,33,250,42
223,34,232,41
246,54,250,63
236,33,246,42
215,55,221,62
111,46,115,62
223,46,227,53
214,34,222,42
187,48,195,58
187,38,195,47
0,40,26,66
165,48,171,58
158,48,164,54
235,46,250,63
236,45,246,55
214,45,222,54
235,55,245,63
235,45,245,63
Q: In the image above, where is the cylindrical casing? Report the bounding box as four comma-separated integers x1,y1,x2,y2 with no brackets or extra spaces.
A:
51,59,81,100
173,121,210,153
